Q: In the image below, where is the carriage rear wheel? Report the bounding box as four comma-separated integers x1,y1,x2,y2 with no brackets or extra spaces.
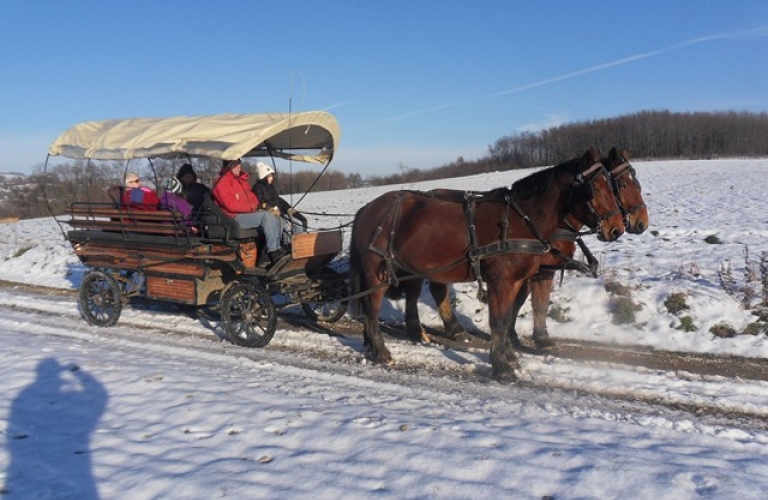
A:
79,270,122,327
300,268,348,323
221,281,277,347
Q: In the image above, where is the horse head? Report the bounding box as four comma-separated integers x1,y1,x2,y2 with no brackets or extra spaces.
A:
565,148,625,242
602,148,649,234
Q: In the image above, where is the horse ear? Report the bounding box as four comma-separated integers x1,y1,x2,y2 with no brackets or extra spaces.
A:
619,148,631,161
582,148,600,166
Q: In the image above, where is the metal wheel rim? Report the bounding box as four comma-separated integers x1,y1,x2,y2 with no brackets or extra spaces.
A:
222,282,276,347
80,271,122,327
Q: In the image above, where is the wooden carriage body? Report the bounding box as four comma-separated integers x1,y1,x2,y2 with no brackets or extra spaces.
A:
65,202,343,306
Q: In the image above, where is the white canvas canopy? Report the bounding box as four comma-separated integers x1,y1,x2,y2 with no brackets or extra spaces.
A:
47,111,340,164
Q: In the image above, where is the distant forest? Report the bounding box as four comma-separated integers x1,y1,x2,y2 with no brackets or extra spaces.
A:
361,109,768,187
3,109,768,219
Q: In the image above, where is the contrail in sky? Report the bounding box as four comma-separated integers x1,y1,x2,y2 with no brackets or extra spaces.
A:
350,24,768,131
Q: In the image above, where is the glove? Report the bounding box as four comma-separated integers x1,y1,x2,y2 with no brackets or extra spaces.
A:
294,212,308,231
287,207,297,216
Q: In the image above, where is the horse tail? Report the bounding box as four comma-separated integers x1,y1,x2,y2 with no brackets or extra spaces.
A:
348,211,364,318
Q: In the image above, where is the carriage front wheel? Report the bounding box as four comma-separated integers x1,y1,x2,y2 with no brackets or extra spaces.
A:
79,270,122,327
300,268,348,323
221,281,277,348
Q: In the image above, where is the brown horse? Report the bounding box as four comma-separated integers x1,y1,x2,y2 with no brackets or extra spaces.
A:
509,147,648,348
396,148,649,351
349,148,625,383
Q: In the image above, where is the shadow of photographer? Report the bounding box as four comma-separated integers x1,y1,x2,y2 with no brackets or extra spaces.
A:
3,357,107,499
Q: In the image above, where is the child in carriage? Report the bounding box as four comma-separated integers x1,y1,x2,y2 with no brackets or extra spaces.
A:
160,177,198,233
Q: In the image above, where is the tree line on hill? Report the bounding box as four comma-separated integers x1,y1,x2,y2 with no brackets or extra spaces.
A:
2,109,767,220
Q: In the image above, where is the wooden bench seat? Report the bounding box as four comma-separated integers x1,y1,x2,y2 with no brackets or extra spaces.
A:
65,203,195,237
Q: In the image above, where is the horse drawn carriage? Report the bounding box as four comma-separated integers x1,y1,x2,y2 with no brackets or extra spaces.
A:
47,111,348,347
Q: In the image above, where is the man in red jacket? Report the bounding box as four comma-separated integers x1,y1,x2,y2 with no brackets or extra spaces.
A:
212,159,287,265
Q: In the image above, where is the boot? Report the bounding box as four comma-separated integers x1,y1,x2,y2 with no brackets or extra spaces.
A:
267,248,290,270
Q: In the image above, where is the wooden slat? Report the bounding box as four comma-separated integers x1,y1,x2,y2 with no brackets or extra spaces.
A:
69,219,184,235
65,203,193,237
292,231,342,259
67,205,180,221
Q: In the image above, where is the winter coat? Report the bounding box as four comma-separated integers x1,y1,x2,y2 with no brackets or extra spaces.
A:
175,164,211,215
160,192,194,225
212,170,259,217
121,187,160,210
252,181,290,214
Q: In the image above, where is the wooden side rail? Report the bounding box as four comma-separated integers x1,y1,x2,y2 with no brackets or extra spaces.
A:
65,203,195,237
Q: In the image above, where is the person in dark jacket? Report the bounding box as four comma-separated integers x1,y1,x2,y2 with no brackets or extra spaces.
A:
252,162,307,237
175,163,211,215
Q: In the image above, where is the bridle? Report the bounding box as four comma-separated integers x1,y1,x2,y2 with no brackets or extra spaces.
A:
608,159,647,227
563,161,621,239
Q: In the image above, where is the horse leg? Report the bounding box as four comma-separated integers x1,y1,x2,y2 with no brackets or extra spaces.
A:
429,282,470,342
530,273,557,349
508,280,530,348
488,281,522,384
361,286,394,364
403,279,430,343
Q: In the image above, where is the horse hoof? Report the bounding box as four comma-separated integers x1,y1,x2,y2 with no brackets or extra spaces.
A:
534,336,557,350
494,370,518,385
367,347,395,366
369,356,395,366
370,354,394,365
450,331,471,343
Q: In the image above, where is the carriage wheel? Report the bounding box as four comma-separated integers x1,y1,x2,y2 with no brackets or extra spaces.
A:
79,271,123,327
221,281,277,348
300,269,348,323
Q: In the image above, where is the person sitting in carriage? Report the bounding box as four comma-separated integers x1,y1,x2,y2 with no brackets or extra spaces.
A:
175,163,211,216
160,177,198,233
252,162,308,240
120,172,160,210
211,158,289,266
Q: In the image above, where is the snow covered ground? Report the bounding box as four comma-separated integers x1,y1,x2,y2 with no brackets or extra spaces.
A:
2,158,768,499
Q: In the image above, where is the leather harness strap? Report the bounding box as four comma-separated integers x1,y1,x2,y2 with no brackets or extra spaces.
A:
365,187,599,297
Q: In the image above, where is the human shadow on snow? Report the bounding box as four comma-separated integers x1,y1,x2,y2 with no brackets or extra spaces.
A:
3,358,107,499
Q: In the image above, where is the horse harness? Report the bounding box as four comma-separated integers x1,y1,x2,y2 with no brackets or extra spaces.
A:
366,175,602,299
609,160,647,223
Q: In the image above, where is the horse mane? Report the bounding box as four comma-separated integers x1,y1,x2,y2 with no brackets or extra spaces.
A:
403,188,510,204
510,157,581,200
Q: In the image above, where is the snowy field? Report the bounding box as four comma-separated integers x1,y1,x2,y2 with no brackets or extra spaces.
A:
2,158,768,499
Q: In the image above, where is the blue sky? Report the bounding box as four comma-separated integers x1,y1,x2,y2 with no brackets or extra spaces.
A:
1,0,767,176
